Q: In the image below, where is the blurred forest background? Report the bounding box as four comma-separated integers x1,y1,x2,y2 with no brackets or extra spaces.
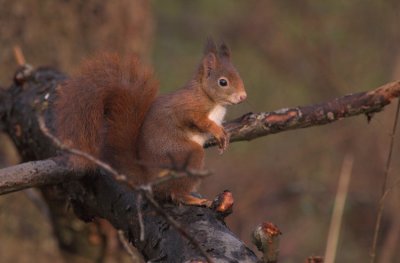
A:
1,1,400,262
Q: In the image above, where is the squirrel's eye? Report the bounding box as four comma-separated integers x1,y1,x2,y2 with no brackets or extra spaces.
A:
218,78,228,87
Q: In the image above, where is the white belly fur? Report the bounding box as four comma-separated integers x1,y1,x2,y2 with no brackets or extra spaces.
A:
190,133,208,145
208,104,226,126
189,105,226,146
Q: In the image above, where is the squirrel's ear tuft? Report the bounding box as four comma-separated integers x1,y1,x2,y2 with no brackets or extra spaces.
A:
197,52,217,82
197,38,218,82
204,38,218,55
204,52,217,71
219,42,231,59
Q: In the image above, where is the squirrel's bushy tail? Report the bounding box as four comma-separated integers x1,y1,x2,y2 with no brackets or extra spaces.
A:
55,53,158,171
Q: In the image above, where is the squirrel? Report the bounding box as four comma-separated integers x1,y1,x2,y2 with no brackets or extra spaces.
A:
54,39,246,205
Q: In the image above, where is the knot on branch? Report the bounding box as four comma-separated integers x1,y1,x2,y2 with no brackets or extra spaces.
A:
252,221,282,263
14,64,34,85
210,190,234,217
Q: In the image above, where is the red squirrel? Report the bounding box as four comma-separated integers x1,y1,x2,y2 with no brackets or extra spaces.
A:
55,39,246,205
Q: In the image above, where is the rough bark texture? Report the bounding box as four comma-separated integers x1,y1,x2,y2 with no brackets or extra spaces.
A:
67,172,258,262
205,81,400,147
0,158,72,195
1,66,259,262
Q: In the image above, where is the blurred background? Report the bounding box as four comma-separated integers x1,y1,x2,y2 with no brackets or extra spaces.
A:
1,1,400,262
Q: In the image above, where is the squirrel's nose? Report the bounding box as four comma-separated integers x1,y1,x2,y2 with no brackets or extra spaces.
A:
236,92,247,103
239,93,247,102
231,92,247,104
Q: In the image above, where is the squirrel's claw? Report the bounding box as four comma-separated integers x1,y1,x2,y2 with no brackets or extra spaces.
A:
177,194,212,207
217,130,230,154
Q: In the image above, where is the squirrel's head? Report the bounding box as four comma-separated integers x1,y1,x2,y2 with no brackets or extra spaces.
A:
196,39,247,106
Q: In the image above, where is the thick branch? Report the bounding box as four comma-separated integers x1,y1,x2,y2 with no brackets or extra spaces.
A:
75,174,258,262
0,158,73,195
205,81,400,147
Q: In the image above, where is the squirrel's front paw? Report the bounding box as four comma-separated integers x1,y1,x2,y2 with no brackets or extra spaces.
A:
216,129,230,154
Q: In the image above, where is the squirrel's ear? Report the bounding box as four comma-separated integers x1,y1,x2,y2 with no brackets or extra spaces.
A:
219,43,231,59
198,52,217,80
197,38,217,81
204,52,217,71
204,38,218,55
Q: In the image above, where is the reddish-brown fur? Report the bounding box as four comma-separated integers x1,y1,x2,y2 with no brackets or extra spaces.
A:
55,40,246,205
55,53,158,172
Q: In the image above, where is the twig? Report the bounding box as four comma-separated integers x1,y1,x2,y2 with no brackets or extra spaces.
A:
118,230,144,263
37,115,127,182
324,154,354,263
136,192,145,242
370,99,400,263
142,190,214,263
13,45,26,65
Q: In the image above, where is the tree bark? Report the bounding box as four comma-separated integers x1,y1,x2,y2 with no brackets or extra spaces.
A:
0,158,71,195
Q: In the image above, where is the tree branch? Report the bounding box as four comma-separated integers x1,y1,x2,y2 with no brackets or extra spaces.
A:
61,163,259,262
205,81,400,147
0,158,73,195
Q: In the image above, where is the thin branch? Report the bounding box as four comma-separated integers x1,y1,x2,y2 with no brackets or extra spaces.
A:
37,115,127,182
136,192,145,242
118,230,144,263
324,154,354,263
13,45,26,66
205,81,400,147
370,99,400,263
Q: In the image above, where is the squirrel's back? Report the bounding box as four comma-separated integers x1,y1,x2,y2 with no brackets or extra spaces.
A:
55,53,158,171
